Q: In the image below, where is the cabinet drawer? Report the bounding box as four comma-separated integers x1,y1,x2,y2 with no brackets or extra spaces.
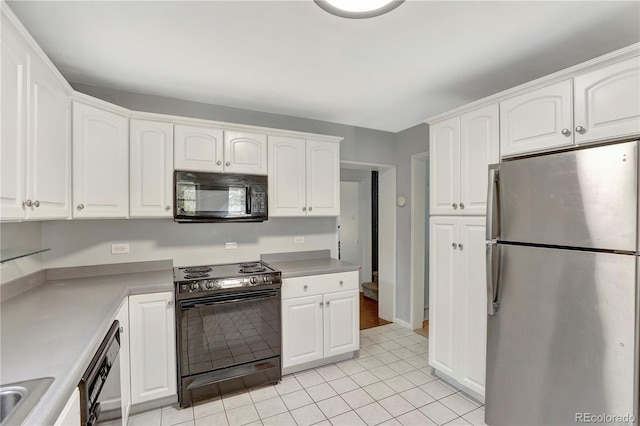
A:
282,271,358,300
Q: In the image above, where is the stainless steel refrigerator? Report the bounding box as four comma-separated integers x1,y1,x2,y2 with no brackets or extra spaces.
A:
485,140,639,425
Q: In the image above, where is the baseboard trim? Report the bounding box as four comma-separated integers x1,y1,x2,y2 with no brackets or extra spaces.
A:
394,318,412,330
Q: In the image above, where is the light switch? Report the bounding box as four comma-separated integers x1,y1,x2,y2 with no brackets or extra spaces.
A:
294,236,305,244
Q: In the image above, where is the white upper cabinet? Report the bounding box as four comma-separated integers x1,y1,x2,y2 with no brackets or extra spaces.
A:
500,80,574,157
574,57,640,144
224,131,267,175
430,105,498,216
73,102,129,218
27,54,71,219
174,124,224,172
430,117,460,216
1,14,70,221
130,119,174,218
268,136,307,216
306,140,340,216
268,136,340,217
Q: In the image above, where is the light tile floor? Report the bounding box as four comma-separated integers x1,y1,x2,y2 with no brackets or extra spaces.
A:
128,323,486,426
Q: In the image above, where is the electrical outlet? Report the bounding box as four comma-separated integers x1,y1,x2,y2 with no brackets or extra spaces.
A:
294,236,305,244
225,242,238,250
111,243,130,254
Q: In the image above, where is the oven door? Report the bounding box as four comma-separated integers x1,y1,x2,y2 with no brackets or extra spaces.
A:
178,289,281,377
174,171,267,222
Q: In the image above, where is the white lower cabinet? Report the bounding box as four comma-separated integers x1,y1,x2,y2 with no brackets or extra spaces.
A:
128,292,177,404
282,271,359,370
429,216,487,398
54,387,80,426
116,300,131,423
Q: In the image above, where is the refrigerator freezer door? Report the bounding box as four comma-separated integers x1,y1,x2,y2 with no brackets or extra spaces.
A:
497,140,638,252
485,244,637,426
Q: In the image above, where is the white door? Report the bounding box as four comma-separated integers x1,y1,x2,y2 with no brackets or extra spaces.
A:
500,80,574,157
130,119,174,217
574,57,640,144
323,290,359,358
116,300,131,424
267,135,306,217
224,131,267,175
306,140,340,216
282,295,324,368
455,217,487,396
174,124,224,172
428,216,457,378
129,292,177,404
429,117,460,215
27,55,71,219
339,181,360,274
460,104,499,216
1,23,28,220
72,102,129,218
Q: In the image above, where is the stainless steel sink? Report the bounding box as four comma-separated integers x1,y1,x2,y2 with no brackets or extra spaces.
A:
0,378,53,426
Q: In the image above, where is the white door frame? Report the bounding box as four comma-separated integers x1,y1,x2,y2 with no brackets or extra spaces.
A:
340,160,397,323
410,152,429,330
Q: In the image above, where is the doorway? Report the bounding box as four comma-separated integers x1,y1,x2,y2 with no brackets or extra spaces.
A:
340,161,396,329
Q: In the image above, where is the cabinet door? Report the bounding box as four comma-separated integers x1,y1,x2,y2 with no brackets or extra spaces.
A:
130,119,174,217
455,217,487,396
1,21,28,220
323,290,359,358
460,105,499,216
116,300,131,424
428,216,457,377
54,388,81,426
174,124,224,172
500,80,573,157
574,57,640,144
224,131,267,175
282,295,323,368
27,55,71,219
268,135,306,217
429,117,460,215
306,140,340,216
129,292,177,404
73,102,129,218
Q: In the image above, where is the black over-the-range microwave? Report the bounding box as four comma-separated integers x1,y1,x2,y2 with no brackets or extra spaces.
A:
174,171,268,223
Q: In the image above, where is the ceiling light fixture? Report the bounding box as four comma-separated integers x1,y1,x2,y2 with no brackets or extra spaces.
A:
314,0,405,19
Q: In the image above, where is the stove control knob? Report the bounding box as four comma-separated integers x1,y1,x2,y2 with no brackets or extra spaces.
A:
205,281,214,289
191,283,200,291
263,275,270,282
250,277,258,285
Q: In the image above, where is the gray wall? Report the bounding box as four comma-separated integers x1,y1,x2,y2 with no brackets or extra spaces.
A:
394,123,429,323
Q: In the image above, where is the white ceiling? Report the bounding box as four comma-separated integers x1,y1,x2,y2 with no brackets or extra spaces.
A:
7,1,640,133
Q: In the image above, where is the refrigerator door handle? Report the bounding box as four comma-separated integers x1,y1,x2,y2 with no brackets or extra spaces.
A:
486,167,500,240
486,242,501,315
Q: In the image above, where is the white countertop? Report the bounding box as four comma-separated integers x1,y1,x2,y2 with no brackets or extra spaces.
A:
0,266,173,425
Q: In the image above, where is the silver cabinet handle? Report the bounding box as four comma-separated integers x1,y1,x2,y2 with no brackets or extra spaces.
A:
339,281,343,286
167,300,174,306
119,326,124,334
165,205,171,211
561,128,571,136
217,161,222,165
77,204,85,211
303,285,308,290
22,200,33,207
459,202,464,210
326,301,330,306
226,161,231,166
458,243,464,250
452,242,458,249
575,126,586,134
319,302,323,308
308,207,313,211
33,200,40,207
302,207,307,211
452,203,458,210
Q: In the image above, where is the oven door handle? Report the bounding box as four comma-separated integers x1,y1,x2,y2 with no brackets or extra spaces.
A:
180,292,278,310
